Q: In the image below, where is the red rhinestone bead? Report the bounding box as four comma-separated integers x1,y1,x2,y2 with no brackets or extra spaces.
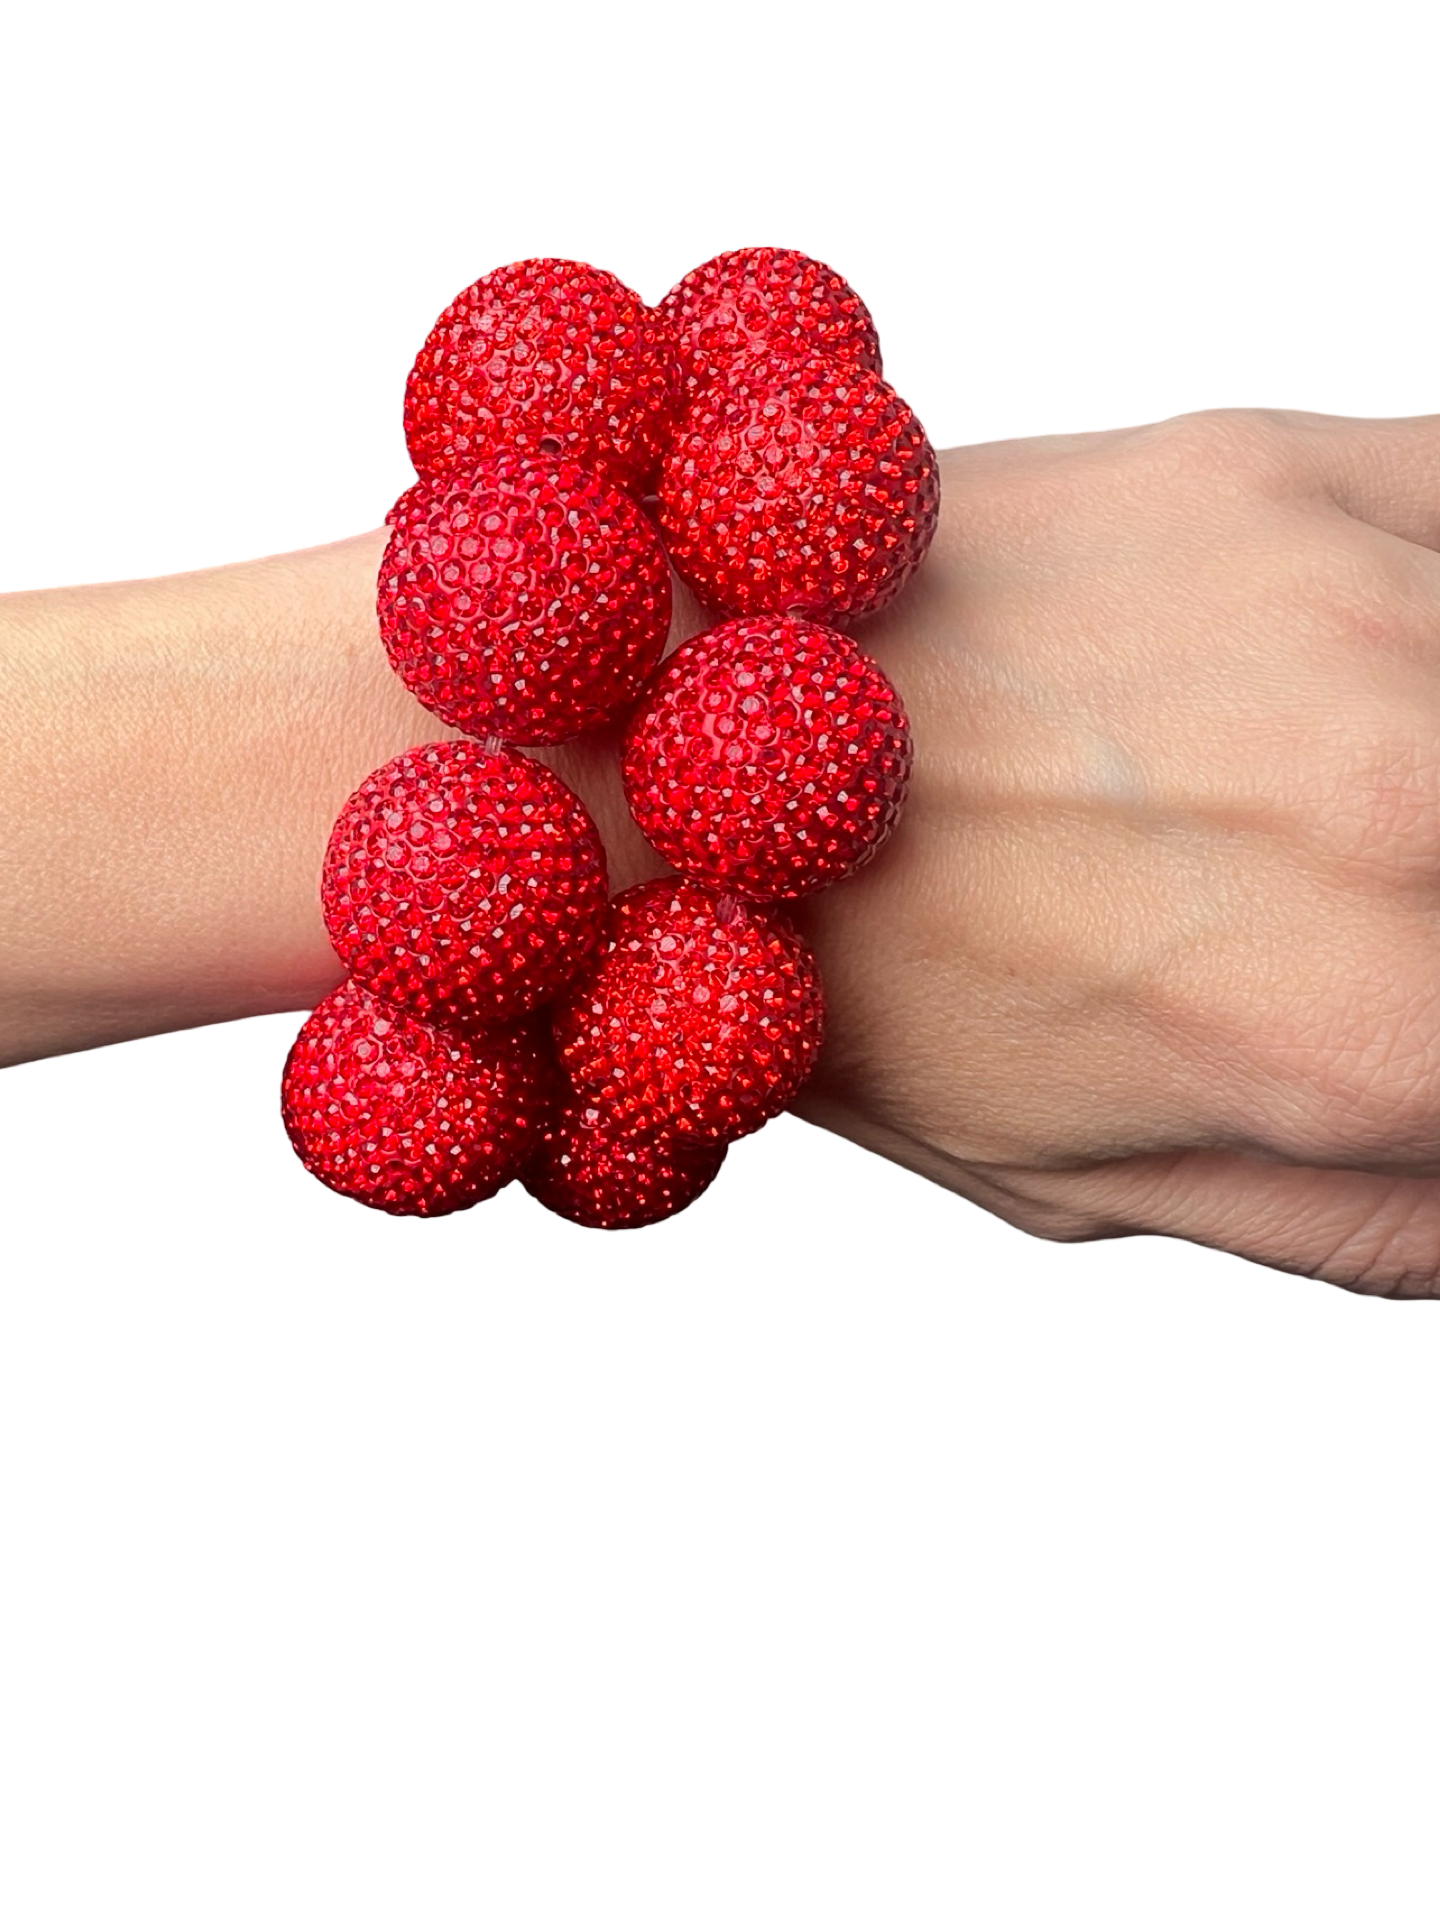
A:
657,350,940,624
550,876,825,1143
322,741,607,1029
522,1098,727,1229
281,979,554,1216
378,451,672,746
622,613,911,900
385,475,431,530
403,257,681,496
657,246,882,402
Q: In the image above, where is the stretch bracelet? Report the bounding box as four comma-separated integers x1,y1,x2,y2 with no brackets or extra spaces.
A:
280,248,940,1229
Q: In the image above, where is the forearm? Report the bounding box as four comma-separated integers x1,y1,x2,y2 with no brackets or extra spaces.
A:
0,531,679,1069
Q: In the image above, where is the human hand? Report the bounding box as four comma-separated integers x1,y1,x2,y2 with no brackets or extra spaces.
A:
787,412,1440,1296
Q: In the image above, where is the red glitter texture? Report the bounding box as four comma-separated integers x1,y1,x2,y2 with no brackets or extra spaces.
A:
322,741,607,1029
622,614,912,900
281,979,554,1216
550,876,824,1143
522,1098,727,1229
657,247,882,402
657,351,940,624
403,258,681,496
378,451,671,746
385,476,430,530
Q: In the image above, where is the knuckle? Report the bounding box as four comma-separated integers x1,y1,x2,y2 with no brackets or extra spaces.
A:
1143,407,1291,483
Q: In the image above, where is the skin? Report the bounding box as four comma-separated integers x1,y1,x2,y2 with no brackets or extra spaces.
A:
4,407,1440,1295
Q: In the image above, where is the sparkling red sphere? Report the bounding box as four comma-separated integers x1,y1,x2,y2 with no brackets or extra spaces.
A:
550,876,825,1143
286,245,938,1229
378,451,672,746
522,1098,727,1229
403,257,681,496
281,979,554,1216
322,740,607,1029
657,350,940,624
622,613,912,900
657,246,882,402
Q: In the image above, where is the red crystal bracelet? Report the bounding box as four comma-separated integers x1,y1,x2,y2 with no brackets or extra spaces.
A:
281,247,940,1229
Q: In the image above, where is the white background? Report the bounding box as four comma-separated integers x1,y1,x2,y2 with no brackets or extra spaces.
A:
2,3,1438,1914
